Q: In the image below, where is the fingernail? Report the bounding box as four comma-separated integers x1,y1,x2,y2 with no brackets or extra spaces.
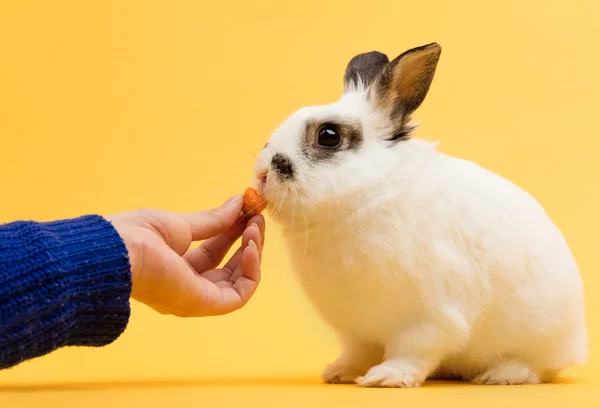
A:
249,239,258,250
224,195,242,206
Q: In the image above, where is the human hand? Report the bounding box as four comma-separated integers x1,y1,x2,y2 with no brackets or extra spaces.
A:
106,195,264,317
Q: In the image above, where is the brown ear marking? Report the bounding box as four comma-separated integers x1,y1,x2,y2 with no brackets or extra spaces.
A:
343,51,389,92
370,43,441,140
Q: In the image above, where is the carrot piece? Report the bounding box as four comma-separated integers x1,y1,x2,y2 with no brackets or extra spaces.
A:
242,187,267,216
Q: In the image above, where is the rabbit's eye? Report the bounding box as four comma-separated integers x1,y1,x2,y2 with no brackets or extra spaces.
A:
317,125,341,148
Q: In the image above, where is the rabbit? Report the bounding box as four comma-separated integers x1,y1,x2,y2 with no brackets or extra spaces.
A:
250,42,588,388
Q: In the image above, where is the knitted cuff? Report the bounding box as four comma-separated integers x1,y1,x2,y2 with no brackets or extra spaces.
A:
0,215,132,368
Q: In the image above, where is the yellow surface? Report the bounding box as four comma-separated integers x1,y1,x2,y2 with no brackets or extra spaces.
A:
0,0,599,406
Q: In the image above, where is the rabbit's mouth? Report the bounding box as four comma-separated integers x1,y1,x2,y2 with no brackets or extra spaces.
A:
259,172,267,184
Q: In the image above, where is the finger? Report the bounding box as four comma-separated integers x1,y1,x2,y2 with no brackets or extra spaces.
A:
130,249,221,318
199,246,243,282
199,269,231,282
167,243,261,317
245,222,262,261
180,195,243,241
199,221,262,284
232,239,262,305
246,214,266,247
183,217,246,272
205,240,262,315
229,223,262,283
240,216,264,259
223,244,244,271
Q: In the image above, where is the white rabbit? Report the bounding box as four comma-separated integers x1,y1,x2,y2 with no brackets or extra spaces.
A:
251,43,587,387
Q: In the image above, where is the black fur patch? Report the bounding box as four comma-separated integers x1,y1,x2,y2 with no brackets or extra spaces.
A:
271,153,295,180
343,51,389,92
387,123,415,143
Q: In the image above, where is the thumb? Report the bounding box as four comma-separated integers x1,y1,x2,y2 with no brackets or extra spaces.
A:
181,195,243,241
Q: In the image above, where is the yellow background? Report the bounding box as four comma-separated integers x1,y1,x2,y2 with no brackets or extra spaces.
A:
1,0,599,406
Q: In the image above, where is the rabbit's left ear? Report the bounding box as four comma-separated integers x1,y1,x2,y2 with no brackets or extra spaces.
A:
370,43,441,122
343,51,389,93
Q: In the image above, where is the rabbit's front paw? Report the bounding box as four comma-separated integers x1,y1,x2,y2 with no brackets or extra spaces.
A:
357,362,422,388
322,360,364,384
472,360,540,385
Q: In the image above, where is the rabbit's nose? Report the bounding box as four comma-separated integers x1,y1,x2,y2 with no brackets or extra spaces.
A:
271,153,294,180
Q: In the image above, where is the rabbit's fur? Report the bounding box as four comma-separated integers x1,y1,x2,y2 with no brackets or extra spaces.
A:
251,43,587,387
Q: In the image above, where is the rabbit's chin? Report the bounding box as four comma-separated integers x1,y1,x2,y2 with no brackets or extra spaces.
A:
263,191,316,226
269,194,369,236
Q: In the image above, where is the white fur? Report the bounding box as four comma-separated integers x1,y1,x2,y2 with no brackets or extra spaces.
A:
252,87,587,387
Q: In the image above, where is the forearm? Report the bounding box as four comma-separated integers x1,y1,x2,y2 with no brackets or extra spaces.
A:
0,215,132,369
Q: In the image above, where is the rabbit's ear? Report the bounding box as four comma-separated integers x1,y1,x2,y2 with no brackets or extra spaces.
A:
370,43,441,128
343,51,389,93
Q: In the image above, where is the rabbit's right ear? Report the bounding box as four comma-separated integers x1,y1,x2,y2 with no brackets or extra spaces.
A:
343,51,389,93
368,43,441,139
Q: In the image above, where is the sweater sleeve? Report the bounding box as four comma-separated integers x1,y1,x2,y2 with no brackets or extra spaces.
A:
0,215,132,370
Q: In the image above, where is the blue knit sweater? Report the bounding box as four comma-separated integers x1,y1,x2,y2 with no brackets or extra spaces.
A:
0,215,132,370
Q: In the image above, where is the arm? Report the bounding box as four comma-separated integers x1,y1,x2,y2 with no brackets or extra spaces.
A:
0,215,132,370
0,195,265,370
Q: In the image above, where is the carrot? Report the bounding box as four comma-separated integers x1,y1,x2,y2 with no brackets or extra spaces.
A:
242,187,267,217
